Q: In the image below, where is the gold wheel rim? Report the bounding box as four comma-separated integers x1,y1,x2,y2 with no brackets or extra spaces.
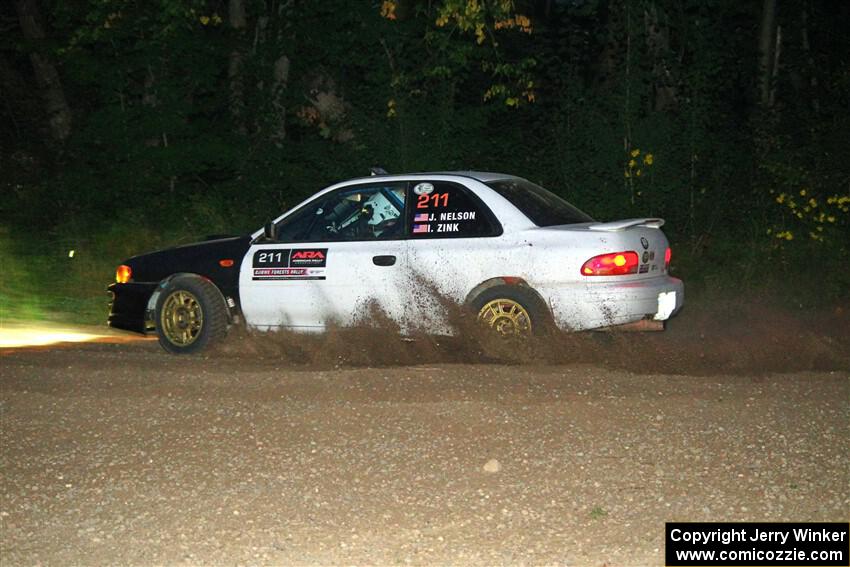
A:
477,299,532,336
161,290,203,346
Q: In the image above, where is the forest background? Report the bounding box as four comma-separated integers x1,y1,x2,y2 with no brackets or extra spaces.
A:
1,0,848,323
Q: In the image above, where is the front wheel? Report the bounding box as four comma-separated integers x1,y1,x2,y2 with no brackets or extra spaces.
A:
155,276,228,354
472,285,551,338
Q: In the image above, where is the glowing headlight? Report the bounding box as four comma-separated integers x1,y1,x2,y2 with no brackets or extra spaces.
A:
116,264,132,283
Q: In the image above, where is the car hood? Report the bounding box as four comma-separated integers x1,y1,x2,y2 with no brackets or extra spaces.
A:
124,235,252,287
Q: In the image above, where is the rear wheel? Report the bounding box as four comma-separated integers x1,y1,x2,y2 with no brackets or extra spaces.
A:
155,276,228,354
472,285,550,337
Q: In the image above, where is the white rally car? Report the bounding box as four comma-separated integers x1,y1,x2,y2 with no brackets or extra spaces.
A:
108,172,683,353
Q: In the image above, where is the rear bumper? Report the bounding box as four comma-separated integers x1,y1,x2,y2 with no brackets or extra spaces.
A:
107,282,157,334
540,276,684,331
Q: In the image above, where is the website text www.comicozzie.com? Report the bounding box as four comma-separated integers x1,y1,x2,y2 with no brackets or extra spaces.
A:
673,548,844,563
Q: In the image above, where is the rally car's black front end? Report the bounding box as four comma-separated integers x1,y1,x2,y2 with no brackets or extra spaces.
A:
107,281,158,333
107,235,252,336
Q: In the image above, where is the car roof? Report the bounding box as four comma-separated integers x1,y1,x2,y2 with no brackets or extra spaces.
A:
351,171,523,184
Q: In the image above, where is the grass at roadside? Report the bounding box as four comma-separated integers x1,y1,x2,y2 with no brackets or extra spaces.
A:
0,236,110,326
0,226,168,327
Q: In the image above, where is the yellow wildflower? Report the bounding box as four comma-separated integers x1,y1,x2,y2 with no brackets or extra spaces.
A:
381,1,397,20
475,23,486,44
630,149,640,158
643,153,654,165
199,15,210,25
799,189,807,196
628,159,636,168
515,14,532,33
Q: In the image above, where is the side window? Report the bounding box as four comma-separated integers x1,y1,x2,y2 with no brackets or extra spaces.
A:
407,181,500,239
275,183,407,242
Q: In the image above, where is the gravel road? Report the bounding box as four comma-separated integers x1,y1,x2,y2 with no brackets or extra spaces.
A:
2,335,848,566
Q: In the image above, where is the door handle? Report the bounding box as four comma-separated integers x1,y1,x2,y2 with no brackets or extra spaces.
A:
372,255,396,266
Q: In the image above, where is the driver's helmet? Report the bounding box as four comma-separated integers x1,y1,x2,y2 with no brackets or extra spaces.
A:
362,203,382,226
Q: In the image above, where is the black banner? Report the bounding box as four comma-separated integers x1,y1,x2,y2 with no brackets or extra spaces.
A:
666,522,849,566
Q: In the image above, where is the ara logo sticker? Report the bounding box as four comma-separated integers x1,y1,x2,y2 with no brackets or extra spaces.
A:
413,182,434,196
291,250,325,260
641,237,650,250
290,249,328,267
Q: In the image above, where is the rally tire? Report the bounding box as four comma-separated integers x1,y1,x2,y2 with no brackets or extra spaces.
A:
155,276,228,354
471,285,552,338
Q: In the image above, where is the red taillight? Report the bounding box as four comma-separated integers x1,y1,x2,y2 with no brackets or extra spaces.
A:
664,247,672,269
116,265,132,283
219,259,234,268
581,251,639,276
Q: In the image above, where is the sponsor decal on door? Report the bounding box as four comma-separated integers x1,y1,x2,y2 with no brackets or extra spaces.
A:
252,248,328,280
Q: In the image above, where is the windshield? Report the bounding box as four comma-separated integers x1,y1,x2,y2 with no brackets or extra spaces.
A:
485,178,594,227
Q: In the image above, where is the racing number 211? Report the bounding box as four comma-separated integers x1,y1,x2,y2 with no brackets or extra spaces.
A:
417,193,449,209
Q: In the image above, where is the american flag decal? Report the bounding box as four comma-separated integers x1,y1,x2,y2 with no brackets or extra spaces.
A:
412,224,431,234
414,213,429,222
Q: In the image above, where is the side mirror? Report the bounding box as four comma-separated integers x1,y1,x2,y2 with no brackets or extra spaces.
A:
263,221,277,241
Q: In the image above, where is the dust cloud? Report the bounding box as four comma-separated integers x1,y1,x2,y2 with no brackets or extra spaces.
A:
212,294,850,376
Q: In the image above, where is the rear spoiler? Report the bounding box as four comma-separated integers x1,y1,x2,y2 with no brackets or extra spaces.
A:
588,218,665,231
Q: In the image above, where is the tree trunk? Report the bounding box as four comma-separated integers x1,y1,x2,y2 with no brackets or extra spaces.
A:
768,24,782,107
0,55,37,143
14,0,72,144
758,0,778,107
228,0,248,135
269,0,290,144
143,65,160,147
801,1,820,112
270,54,290,144
644,2,679,112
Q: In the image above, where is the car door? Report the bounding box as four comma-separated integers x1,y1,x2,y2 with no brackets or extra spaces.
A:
239,182,409,330
403,180,505,333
